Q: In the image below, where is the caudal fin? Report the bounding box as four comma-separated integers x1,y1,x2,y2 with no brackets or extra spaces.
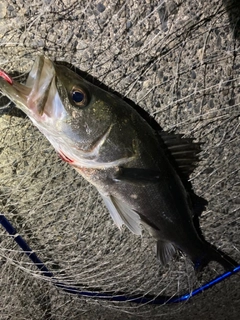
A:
193,243,238,271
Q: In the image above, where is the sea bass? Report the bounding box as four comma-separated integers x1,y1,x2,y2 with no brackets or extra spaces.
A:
0,56,237,270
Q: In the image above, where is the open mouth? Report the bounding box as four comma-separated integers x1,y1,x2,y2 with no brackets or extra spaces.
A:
0,56,55,116
27,56,55,115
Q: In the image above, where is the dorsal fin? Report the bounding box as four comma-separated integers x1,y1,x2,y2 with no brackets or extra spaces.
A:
159,131,202,178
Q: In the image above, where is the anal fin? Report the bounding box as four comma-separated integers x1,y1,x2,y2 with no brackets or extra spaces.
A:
141,220,177,265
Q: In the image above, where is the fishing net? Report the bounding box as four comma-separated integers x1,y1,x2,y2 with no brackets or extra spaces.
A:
0,0,239,319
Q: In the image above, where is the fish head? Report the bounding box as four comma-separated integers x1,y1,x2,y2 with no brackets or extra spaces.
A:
0,56,116,165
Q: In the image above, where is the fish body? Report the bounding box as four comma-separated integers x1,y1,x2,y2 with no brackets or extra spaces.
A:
0,56,237,270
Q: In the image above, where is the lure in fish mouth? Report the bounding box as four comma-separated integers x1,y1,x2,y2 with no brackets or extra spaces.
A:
0,56,238,271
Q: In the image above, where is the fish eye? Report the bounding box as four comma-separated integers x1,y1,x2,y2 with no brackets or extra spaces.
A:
71,88,88,107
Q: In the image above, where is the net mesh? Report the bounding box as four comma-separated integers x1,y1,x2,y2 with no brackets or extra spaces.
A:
0,0,239,319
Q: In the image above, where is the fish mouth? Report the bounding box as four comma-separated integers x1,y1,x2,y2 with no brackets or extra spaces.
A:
0,56,55,117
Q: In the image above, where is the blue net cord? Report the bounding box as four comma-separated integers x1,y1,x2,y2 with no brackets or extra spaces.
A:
1,214,239,304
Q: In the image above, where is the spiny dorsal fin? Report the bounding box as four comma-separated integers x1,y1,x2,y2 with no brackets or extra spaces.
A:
159,131,202,178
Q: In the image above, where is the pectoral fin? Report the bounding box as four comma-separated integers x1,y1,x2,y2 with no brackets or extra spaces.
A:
114,167,161,184
156,241,176,265
100,193,142,235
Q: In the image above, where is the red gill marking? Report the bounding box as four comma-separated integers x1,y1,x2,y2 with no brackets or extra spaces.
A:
0,70,13,85
58,151,74,163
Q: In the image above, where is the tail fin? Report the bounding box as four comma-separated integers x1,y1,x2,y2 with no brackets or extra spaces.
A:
193,243,238,271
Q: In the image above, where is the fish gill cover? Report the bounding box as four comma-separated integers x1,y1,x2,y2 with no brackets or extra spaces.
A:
0,1,239,319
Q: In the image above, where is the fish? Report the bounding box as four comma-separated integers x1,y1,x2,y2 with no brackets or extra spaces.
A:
0,55,238,271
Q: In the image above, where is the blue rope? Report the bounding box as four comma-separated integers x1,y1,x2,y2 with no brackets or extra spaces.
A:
1,214,239,304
